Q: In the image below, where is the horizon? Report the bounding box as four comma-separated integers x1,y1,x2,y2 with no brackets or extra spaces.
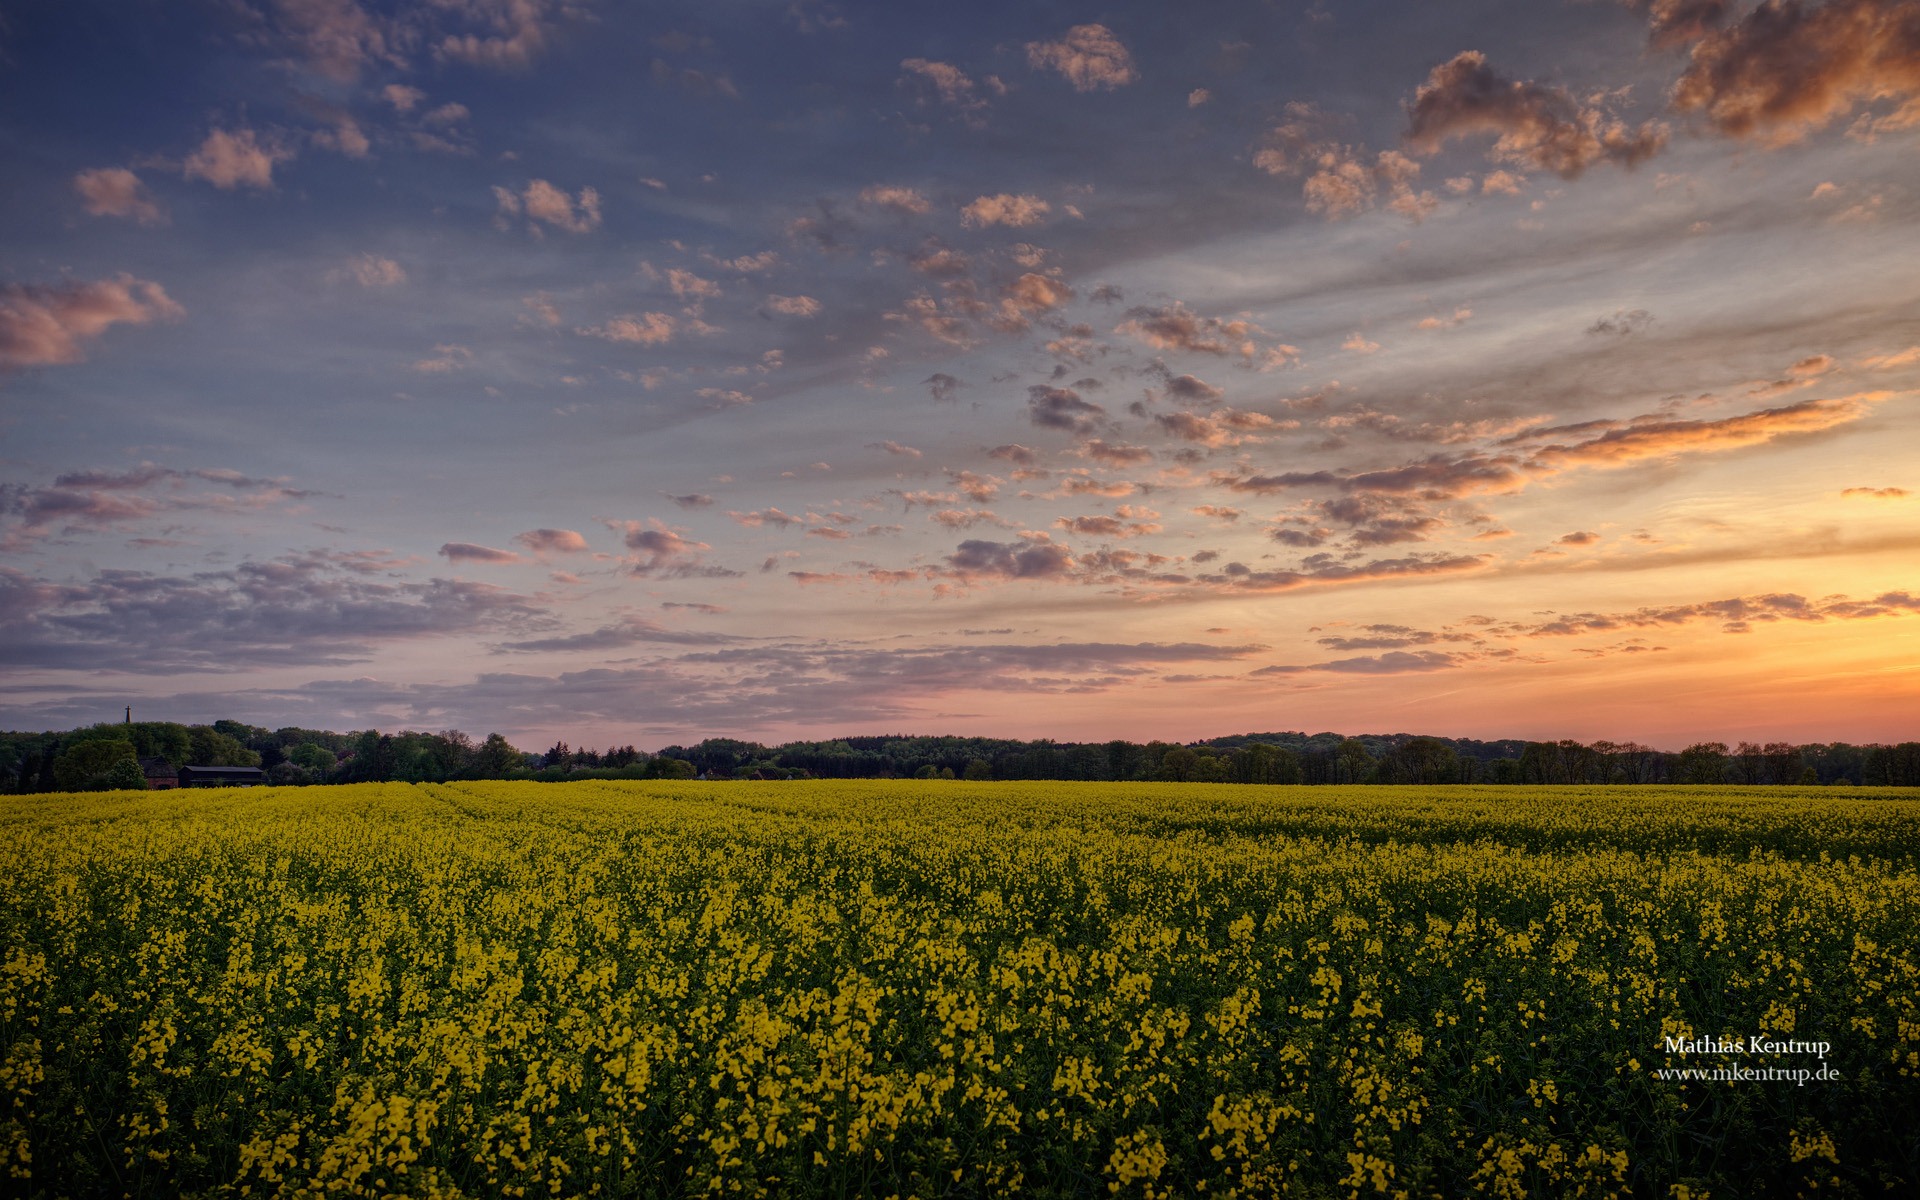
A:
19,712,1906,762
3,0,1917,748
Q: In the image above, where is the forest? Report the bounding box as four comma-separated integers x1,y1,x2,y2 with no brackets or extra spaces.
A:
6,719,1919,791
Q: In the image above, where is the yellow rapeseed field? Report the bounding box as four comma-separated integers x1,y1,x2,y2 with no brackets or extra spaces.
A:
3,781,1917,1198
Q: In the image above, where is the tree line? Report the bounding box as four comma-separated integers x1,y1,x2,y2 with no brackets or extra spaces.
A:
7,720,1916,792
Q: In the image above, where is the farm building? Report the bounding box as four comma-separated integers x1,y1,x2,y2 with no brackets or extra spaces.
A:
138,757,178,789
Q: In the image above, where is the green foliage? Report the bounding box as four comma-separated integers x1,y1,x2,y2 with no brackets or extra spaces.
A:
99,757,149,791
289,743,336,775
52,737,136,791
645,756,697,780
188,725,261,768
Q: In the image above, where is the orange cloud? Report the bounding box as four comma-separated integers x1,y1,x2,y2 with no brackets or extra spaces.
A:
495,179,601,233
74,168,165,224
1670,0,1920,144
1405,51,1667,177
440,542,523,564
0,275,184,369
184,128,292,190
514,529,590,554
1025,24,1137,92
961,193,1051,228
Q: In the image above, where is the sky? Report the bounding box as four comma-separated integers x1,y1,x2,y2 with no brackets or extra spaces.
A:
2,0,1917,750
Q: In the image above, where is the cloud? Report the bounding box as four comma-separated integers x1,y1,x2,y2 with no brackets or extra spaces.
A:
928,508,1006,530
1526,396,1877,470
1586,308,1654,336
1164,373,1224,402
1501,589,1920,639
0,557,549,673
1311,493,1449,545
1253,649,1464,676
1056,514,1159,539
1301,147,1438,221
946,537,1076,580
1217,395,1884,504
1415,307,1473,330
0,633,1266,737
1629,0,1737,49
1343,331,1381,353
1028,385,1106,433
411,343,472,372
870,440,922,458
900,58,993,125
73,168,165,224
988,443,1037,465
1191,505,1243,522
1116,302,1268,358
440,542,522,564
1557,530,1602,545
1480,170,1526,196
514,528,590,554
1025,24,1137,91
1669,0,1920,143
926,372,964,402
666,493,714,509
333,253,407,288
494,179,602,233
1255,108,1440,221
313,113,372,158
728,507,803,528
1315,624,1446,651
1405,51,1668,177
1841,486,1909,498
256,0,403,80
0,275,184,370
184,128,292,190
492,615,737,652
909,245,971,276
765,294,822,317
961,194,1050,228
1153,411,1243,447
435,0,570,69
579,312,676,345
1082,439,1154,467
612,518,737,577
860,184,931,214
1002,272,1074,313
1190,552,1493,595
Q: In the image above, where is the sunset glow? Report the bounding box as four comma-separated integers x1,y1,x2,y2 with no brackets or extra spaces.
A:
3,0,1916,746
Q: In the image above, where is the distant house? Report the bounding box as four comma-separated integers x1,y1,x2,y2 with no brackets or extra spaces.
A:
178,764,266,787
138,757,179,789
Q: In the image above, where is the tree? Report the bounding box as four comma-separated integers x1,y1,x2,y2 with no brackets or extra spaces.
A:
1333,739,1374,784
1380,737,1459,784
477,733,524,777
644,756,696,779
188,726,260,767
963,758,993,781
100,758,148,791
1675,742,1729,785
1158,747,1200,781
53,738,137,791
290,743,335,776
